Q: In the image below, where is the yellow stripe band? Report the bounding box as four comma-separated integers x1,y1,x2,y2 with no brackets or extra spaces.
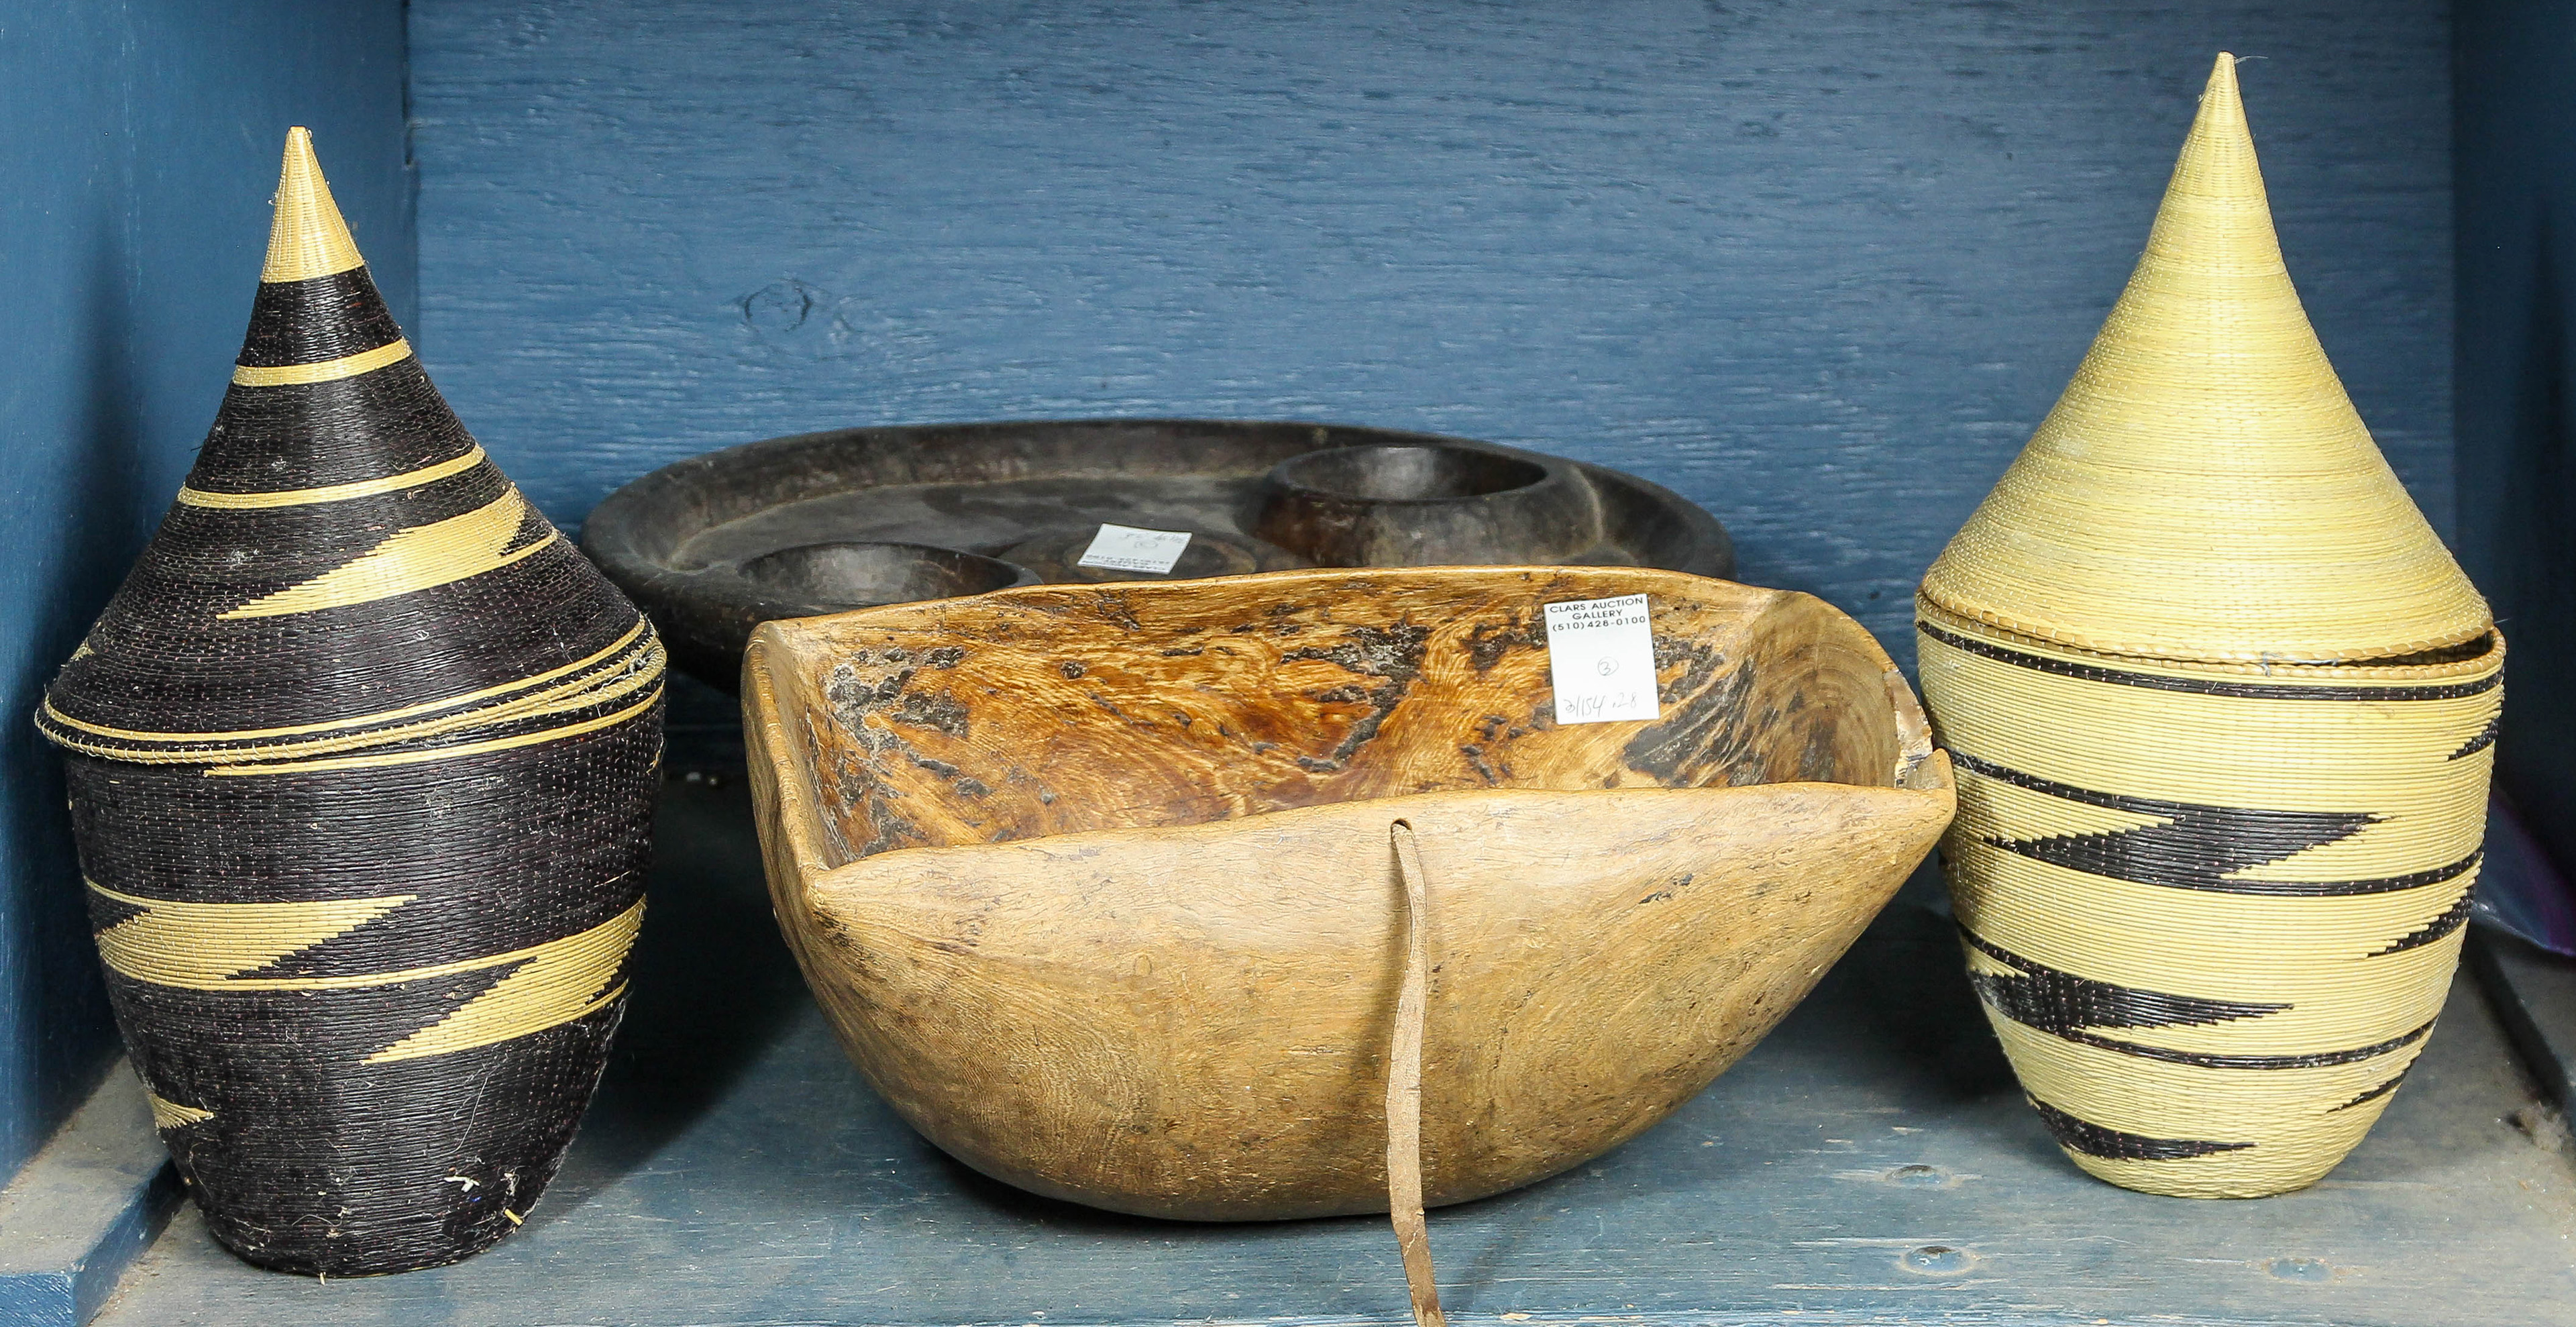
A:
218,490,551,621
178,445,486,510
42,638,664,769
262,128,367,282
366,902,643,1063
96,878,641,1061
147,1092,215,1130
91,881,417,989
205,684,663,776
231,337,413,386
38,618,647,748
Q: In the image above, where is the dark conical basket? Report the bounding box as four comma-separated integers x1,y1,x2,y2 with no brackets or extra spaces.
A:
35,130,664,1275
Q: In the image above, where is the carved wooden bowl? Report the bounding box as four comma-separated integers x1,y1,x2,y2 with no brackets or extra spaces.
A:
742,566,1953,1220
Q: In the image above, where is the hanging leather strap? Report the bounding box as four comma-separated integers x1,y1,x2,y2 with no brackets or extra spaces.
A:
1386,820,1448,1327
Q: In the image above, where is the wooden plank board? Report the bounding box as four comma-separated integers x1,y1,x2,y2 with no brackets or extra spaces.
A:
85,774,2576,1326
2469,930,2576,1112
407,0,2457,677
0,1065,180,1326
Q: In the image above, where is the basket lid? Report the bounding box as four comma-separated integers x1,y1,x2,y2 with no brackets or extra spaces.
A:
1919,54,2489,664
40,130,654,758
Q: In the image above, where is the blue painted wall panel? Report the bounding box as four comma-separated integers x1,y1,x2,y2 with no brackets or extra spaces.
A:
0,0,2474,1213
2456,2,2576,867
411,0,2454,668
0,0,411,1180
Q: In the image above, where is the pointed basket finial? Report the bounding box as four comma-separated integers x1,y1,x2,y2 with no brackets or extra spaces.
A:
262,127,365,284
1918,54,2488,664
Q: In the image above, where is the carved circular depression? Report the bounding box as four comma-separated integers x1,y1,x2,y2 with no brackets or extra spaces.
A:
1251,443,1595,568
1268,444,1547,503
740,541,1029,611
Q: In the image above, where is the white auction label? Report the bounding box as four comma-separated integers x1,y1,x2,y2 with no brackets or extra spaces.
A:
1075,523,1193,574
1542,594,1660,724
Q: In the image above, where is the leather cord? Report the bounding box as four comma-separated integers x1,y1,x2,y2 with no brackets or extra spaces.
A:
1387,820,1448,1327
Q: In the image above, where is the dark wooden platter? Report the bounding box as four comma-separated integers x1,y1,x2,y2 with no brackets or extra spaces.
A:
580,419,1733,687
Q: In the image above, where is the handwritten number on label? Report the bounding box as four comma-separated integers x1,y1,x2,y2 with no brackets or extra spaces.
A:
1541,594,1660,725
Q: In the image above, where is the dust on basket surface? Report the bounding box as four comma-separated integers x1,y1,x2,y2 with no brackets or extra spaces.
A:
741,565,1954,1222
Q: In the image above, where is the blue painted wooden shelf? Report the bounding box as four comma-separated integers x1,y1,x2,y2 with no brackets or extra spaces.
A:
83,770,2576,1327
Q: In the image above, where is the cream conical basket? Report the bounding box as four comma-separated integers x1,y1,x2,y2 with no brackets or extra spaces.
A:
1918,55,2502,1199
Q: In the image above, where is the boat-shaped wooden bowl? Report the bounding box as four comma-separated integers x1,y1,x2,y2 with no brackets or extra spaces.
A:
743,566,1953,1220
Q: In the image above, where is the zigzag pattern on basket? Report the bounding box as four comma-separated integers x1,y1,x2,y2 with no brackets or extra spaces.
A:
87,880,642,1063
38,129,664,1276
1921,600,2502,1197
1911,53,2498,1202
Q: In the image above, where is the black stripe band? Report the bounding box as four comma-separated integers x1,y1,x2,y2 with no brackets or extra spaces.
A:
2029,1097,2254,1159
1919,619,2500,702
2368,883,2479,955
1951,751,2481,897
2449,712,2503,760
2330,1065,2416,1111
234,266,406,368
1964,925,2442,1069
2050,1018,2435,1071
1963,926,2290,1032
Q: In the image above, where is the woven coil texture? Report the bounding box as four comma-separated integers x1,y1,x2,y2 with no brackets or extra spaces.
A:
1918,54,2489,665
1919,601,2499,1196
1915,54,2500,1199
36,129,665,1275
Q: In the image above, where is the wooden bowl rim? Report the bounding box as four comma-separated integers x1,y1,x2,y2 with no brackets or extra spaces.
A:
745,565,1944,888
